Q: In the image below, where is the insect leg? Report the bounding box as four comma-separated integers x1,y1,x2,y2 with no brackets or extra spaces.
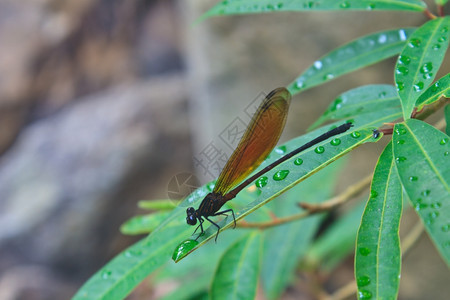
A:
205,216,221,242
193,217,205,240
214,209,236,229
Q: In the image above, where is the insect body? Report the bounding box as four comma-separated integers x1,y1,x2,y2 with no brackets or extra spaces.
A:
186,87,352,241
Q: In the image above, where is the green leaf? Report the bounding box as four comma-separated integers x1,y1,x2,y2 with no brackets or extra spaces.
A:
261,159,345,299
175,127,382,261
415,73,450,110
446,105,450,136
73,222,195,300
201,0,426,20
138,199,177,211
306,200,366,271
287,28,416,94
120,211,171,235
210,232,262,300
395,17,450,120
392,119,450,265
436,0,449,5
355,142,403,300
160,275,210,300
310,85,401,130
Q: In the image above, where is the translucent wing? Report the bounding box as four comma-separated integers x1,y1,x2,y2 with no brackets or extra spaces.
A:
213,87,291,195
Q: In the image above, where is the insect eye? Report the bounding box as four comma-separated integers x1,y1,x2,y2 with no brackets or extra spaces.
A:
186,215,197,225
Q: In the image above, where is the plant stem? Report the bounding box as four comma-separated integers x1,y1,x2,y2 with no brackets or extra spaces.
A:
415,97,450,121
237,174,372,229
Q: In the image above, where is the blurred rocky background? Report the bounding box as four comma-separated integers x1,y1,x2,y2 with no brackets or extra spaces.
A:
0,0,448,299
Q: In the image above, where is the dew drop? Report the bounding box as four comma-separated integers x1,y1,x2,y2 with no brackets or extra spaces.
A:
432,44,441,50
101,270,112,279
340,1,350,8
398,29,407,41
378,91,387,98
357,275,371,287
440,138,449,145
330,98,343,111
408,38,421,48
429,211,439,219
275,145,287,154
438,36,447,42
420,62,433,74
276,3,284,9
330,138,341,146
304,1,316,8
370,190,378,198
273,170,289,181
395,128,407,135
351,131,361,138
442,27,449,33
421,190,431,196
294,158,303,165
358,290,373,299
296,79,305,89
444,151,449,156
255,176,268,188
396,81,405,91
172,239,199,261
431,202,441,209
314,60,323,70
323,73,335,80
397,139,405,145
422,73,433,80
398,55,411,65
442,224,450,232
395,156,407,163
124,249,142,257
431,82,440,92
396,66,408,75
378,34,387,44
408,176,418,182
359,247,371,256
314,146,325,154
367,3,376,10
415,203,428,211
207,182,215,191
413,82,424,92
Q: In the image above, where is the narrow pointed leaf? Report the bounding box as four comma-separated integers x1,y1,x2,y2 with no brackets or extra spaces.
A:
211,232,262,300
261,160,344,299
436,0,449,5
307,201,366,271
355,142,402,300
176,127,381,260
415,73,450,110
395,17,450,119
73,222,195,300
286,28,415,94
138,199,177,211
201,0,426,20
121,211,171,235
392,119,450,265
310,85,401,130
160,277,209,300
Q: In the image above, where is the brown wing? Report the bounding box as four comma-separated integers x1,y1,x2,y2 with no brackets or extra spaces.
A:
213,87,291,195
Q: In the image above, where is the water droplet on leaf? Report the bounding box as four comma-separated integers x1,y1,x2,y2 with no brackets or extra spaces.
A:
255,176,268,188
294,158,303,165
314,146,325,154
273,170,289,181
330,138,341,146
